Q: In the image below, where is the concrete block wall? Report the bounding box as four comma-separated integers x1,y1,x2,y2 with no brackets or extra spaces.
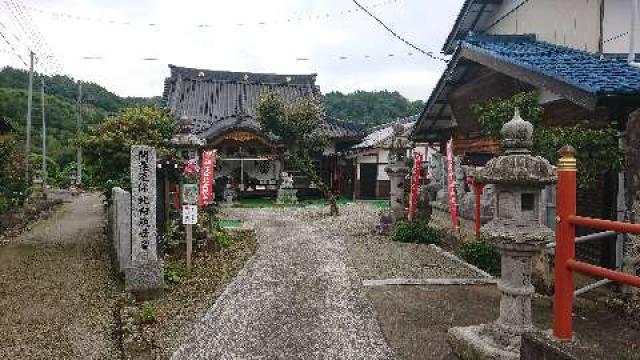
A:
110,187,131,273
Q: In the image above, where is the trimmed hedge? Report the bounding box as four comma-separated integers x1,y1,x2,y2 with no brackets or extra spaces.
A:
460,240,501,276
392,220,441,244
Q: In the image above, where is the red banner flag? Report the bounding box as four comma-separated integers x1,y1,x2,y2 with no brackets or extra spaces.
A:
408,152,424,221
446,139,459,230
198,149,216,207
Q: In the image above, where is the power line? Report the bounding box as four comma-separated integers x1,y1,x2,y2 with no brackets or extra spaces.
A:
0,24,28,66
24,0,401,30
351,0,447,62
62,50,426,63
604,31,629,44
4,0,63,75
16,0,63,73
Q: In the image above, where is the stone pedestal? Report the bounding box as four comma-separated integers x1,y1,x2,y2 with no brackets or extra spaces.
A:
386,165,409,222
125,145,164,299
276,188,298,205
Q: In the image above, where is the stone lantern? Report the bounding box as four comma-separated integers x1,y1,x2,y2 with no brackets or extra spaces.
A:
448,109,557,359
384,122,411,222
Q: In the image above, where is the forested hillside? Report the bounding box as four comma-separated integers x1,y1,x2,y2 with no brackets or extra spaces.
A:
0,67,161,165
0,66,424,170
324,90,424,127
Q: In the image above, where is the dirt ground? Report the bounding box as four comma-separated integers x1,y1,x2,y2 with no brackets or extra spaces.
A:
366,284,640,360
0,192,120,359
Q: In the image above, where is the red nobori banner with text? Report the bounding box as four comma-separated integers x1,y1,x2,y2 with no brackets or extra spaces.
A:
408,152,423,221
446,139,459,230
198,149,216,207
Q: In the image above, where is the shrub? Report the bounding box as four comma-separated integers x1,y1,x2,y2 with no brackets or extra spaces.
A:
460,240,501,276
392,220,441,244
216,230,232,248
139,304,157,324
163,263,183,286
0,135,29,211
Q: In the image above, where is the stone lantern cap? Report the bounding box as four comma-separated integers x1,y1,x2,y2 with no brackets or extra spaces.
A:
476,108,556,186
170,115,205,147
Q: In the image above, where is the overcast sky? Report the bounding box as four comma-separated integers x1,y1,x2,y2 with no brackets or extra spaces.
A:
0,0,463,101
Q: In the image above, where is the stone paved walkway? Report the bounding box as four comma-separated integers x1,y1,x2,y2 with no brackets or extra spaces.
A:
0,192,119,360
171,208,396,360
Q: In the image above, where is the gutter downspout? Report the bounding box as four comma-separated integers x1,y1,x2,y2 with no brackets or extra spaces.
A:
629,0,640,67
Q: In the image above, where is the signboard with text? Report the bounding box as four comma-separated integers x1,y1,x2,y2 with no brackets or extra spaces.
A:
182,205,198,225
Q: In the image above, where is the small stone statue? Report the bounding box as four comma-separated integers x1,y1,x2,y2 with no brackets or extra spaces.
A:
384,121,411,222
389,122,410,164
280,172,294,189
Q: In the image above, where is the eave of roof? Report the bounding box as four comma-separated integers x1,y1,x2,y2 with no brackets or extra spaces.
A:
442,0,503,55
346,116,417,156
167,64,317,86
323,117,367,139
414,33,640,141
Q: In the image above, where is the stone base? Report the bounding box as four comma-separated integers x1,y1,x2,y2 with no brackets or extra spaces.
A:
376,211,394,235
448,324,520,360
125,259,164,300
520,330,604,360
276,188,298,205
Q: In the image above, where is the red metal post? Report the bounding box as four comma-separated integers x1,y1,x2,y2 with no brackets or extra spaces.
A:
470,180,484,239
554,145,577,339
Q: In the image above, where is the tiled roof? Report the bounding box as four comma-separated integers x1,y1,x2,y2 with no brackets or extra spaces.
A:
463,33,640,96
163,65,319,137
348,115,417,154
323,117,366,139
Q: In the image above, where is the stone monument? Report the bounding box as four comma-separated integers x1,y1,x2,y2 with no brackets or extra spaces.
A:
448,109,557,359
276,171,298,205
125,145,164,299
384,122,410,222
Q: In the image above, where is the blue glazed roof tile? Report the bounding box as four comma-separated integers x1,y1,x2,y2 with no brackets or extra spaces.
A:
462,34,640,96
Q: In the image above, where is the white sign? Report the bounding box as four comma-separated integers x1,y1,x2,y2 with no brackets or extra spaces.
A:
182,205,198,225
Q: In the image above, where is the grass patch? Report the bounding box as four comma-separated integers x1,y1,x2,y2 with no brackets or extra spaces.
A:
217,220,243,228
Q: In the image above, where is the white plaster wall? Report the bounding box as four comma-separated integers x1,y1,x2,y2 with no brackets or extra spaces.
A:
603,0,640,54
487,0,602,53
377,150,389,181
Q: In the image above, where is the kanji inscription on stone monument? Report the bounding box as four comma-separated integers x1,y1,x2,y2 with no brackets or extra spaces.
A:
131,145,157,261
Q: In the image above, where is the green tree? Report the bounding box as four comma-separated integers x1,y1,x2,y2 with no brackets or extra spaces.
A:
77,106,177,198
323,90,423,128
472,92,623,188
257,92,340,215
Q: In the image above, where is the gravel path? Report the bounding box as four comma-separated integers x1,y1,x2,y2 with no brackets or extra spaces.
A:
0,192,119,360
171,207,395,360
315,204,484,281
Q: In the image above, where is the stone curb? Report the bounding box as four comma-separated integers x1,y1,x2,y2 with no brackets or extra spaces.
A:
362,278,498,286
429,244,495,279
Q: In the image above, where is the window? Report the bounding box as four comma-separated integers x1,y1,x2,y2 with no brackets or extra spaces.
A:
521,193,535,212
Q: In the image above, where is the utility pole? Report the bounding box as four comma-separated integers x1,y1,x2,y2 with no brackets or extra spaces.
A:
76,81,82,186
25,51,34,183
41,78,47,199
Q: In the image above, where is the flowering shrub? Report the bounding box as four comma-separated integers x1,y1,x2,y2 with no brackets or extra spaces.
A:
182,159,200,180
0,135,29,213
